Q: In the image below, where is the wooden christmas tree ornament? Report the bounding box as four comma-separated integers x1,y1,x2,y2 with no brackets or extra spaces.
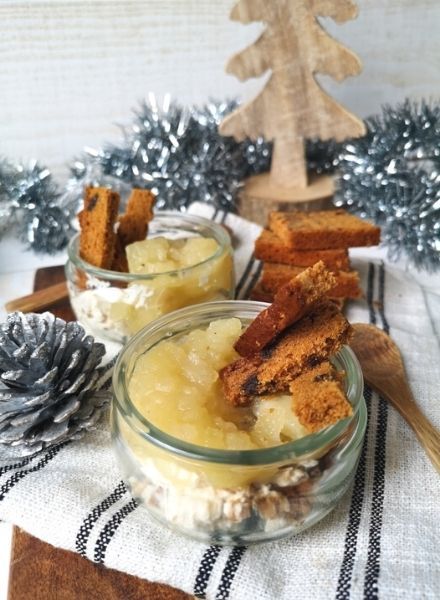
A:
220,0,366,223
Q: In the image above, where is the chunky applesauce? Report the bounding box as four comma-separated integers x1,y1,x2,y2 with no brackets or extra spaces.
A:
126,236,220,274
71,235,233,341
129,317,308,449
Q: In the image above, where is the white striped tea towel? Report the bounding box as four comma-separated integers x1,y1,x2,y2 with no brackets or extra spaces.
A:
0,204,439,600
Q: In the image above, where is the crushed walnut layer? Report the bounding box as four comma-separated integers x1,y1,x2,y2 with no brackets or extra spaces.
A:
128,457,324,536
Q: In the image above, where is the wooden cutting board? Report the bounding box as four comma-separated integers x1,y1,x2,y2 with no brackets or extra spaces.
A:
7,266,192,600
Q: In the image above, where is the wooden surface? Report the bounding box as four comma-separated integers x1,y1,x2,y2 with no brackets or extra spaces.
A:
219,0,365,188
7,265,192,600
8,528,192,600
4,281,68,314
238,172,334,225
1,1,439,181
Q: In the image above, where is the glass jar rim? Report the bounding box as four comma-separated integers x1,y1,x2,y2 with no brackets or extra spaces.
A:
66,211,231,282
112,300,366,465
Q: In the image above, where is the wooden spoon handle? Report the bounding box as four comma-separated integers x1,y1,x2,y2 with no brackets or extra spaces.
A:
396,399,440,474
374,380,440,474
4,281,69,314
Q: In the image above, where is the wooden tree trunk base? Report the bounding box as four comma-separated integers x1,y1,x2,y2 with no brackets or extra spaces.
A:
237,172,335,226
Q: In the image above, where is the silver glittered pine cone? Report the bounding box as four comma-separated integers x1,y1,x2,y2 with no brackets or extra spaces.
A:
0,312,110,457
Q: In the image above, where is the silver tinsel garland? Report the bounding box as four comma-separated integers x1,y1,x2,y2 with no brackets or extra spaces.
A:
3,96,439,269
71,96,257,211
306,139,344,174
1,96,341,253
69,95,341,212
0,159,74,253
336,100,440,270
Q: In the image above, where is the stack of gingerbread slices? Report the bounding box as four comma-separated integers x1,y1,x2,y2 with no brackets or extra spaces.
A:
251,209,381,307
220,262,356,435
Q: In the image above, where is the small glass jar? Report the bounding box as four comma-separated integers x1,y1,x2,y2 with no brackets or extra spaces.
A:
112,301,366,545
65,212,234,343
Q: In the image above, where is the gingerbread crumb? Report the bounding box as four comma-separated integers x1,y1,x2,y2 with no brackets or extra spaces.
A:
291,362,352,432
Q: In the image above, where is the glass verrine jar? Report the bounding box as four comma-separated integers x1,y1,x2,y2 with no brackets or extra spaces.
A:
65,212,234,343
112,301,366,545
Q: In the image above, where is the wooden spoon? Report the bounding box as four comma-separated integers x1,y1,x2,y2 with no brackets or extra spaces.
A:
4,281,68,314
350,323,440,473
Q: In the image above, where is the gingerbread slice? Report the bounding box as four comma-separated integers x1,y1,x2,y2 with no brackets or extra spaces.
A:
268,209,381,250
250,283,345,311
112,188,156,271
259,263,362,299
255,229,350,270
111,236,129,273
234,261,335,357
117,189,155,246
78,187,120,269
290,361,352,433
220,300,352,406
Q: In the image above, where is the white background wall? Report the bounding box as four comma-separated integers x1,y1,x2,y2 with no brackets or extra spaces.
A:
0,0,439,179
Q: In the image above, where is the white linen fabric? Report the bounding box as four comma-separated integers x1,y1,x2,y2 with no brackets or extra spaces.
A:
0,203,439,600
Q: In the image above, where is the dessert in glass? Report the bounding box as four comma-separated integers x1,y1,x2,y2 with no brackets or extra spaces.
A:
66,204,234,343
112,282,366,544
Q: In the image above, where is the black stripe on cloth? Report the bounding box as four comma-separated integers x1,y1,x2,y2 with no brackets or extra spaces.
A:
335,262,376,599
376,263,389,334
367,263,377,325
214,210,226,223
335,387,373,600
241,261,263,300
75,480,128,557
363,395,388,599
93,498,138,564
235,256,255,298
0,454,37,477
363,263,389,599
99,375,114,393
209,207,226,223
194,545,222,598
101,352,120,374
215,546,247,600
0,442,68,502
97,352,120,391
